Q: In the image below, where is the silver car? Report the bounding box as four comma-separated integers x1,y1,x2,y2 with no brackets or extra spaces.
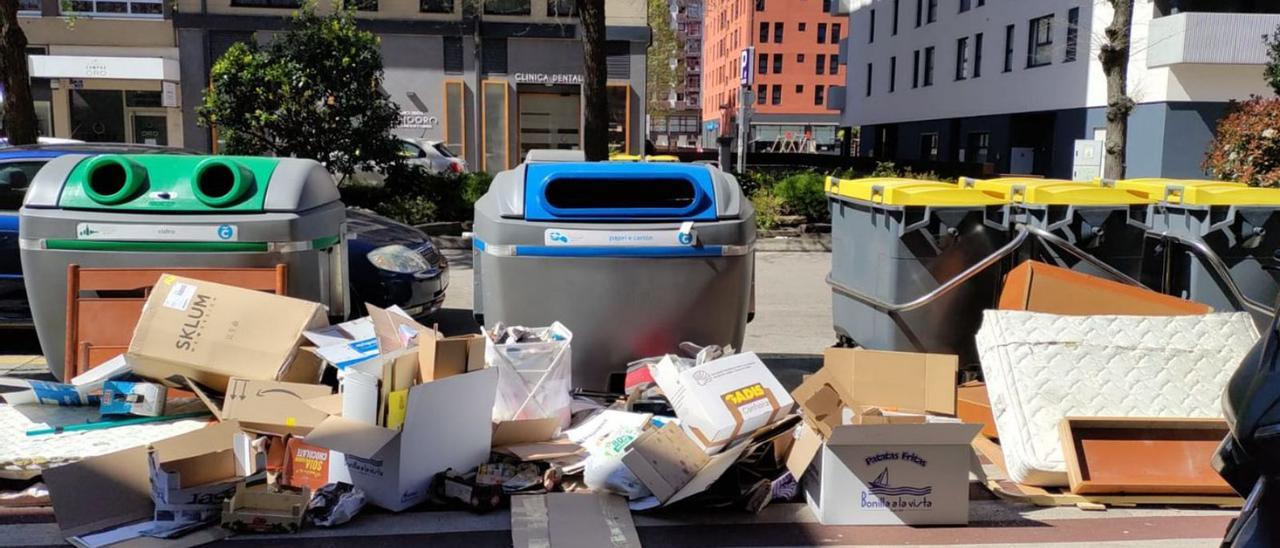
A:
398,138,467,174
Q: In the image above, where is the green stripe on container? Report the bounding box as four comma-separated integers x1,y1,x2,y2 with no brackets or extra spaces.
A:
45,240,270,252
312,235,341,249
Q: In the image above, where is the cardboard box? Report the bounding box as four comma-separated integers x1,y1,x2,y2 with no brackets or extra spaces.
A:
621,423,708,504
419,331,485,382
100,380,167,417
187,377,333,437
649,351,794,454
999,260,1213,315
956,382,998,439
147,421,263,524
127,275,328,393
282,437,332,491
789,349,980,526
221,484,310,534
306,367,499,512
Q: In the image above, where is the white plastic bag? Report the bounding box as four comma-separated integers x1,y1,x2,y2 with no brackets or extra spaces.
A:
486,322,574,428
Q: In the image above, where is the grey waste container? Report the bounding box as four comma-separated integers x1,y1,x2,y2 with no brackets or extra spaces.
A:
826,177,1013,366
1115,178,1280,327
472,160,755,390
962,177,1156,282
20,154,348,379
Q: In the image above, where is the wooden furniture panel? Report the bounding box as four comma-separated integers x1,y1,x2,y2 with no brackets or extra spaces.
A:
1060,417,1234,496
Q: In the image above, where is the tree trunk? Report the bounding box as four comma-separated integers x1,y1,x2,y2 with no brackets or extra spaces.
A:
1100,0,1134,179
0,0,36,145
577,0,608,161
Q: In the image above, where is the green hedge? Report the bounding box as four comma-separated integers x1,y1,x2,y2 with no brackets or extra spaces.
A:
340,165,492,224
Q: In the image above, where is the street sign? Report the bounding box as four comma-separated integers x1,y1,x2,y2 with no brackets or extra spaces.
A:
740,46,755,87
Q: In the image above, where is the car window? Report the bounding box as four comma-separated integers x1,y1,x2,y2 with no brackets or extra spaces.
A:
0,160,47,211
431,143,457,158
400,141,427,159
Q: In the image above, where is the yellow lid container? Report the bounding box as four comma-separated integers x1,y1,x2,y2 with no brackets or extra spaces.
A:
964,177,1152,206
826,177,1007,207
1113,178,1280,206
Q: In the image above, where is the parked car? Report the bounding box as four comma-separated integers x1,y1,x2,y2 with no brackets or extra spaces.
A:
399,138,467,175
0,143,448,327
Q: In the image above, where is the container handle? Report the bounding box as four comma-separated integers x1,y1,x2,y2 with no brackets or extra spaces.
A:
1154,232,1275,318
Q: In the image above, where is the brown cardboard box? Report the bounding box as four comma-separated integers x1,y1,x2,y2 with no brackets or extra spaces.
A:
999,261,1212,315
957,381,998,439
795,348,957,439
221,483,310,534
147,420,263,524
127,275,328,393
187,377,334,437
419,330,485,382
621,424,709,503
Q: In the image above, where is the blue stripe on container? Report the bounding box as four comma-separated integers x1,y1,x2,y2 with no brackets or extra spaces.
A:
512,245,722,258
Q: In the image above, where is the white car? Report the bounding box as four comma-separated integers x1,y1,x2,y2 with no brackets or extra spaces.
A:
398,138,467,174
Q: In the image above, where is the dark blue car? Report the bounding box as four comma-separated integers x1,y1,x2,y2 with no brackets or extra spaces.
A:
0,143,448,327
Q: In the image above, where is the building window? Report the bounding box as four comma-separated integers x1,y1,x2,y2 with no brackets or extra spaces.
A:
892,0,899,35
815,54,826,75
757,84,766,104
816,84,826,106
796,84,804,94
797,53,805,63
1003,24,1015,72
955,36,969,80
1027,14,1053,68
869,9,876,43
817,23,827,43
799,22,806,31
760,22,769,43
915,0,922,27
926,0,936,23
444,80,467,162
347,0,377,11
67,0,164,14
484,0,529,15
920,133,939,161
755,0,763,11
18,0,39,12
912,50,920,88
443,36,464,74
774,22,784,43
419,0,452,12
829,54,839,75
959,0,969,12
773,53,782,73
482,81,508,173
968,132,990,163
832,23,841,44
771,84,782,105
923,46,935,86
547,0,575,16
973,32,983,77
865,64,873,97
977,0,984,5
758,53,768,75
1065,7,1080,62
889,56,897,92
822,0,831,12
482,38,508,73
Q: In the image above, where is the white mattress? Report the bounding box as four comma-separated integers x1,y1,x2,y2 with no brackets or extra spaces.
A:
975,310,1258,487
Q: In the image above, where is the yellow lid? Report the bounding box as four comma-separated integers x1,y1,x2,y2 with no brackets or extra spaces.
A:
1113,178,1280,206
965,177,1153,205
609,154,681,162
826,177,1007,206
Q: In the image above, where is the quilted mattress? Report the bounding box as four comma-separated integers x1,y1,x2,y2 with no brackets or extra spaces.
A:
976,310,1258,487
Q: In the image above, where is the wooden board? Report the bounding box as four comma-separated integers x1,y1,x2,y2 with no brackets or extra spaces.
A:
1060,417,1235,496
972,435,1241,510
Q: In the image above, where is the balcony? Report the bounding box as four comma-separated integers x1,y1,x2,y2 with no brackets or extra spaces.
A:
1147,12,1280,67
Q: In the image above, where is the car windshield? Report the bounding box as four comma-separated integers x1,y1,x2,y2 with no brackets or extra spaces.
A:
0,160,47,211
432,143,457,159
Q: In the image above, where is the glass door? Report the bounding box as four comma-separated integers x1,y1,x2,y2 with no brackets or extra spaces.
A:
129,112,168,146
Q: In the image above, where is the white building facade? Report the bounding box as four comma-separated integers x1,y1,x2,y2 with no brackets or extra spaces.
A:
839,0,1280,178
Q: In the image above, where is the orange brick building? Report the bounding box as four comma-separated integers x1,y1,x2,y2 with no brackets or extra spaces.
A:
701,0,846,152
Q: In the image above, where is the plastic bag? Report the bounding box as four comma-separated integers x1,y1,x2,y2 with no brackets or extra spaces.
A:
306,483,366,528
486,322,573,428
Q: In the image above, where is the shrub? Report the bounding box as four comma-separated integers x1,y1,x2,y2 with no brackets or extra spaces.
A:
1204,97,1280,187
774,172,829,223
340,166,491,224
752,189,784,231
871,161,900,177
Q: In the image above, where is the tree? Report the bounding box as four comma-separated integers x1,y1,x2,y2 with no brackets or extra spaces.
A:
646,0,680,122
577,0,608,161
1099,0,1134,179
197,6,403,180
1265,27,1280,96
0,0,37,145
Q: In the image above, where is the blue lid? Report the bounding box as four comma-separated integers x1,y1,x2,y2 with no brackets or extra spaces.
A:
523,162,719,222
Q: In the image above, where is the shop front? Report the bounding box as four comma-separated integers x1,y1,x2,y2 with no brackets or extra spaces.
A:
28,52,183,147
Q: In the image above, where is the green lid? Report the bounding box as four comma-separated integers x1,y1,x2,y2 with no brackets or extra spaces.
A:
58,154,280,212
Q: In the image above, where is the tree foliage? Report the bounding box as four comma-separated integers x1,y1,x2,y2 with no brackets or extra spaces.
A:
646,0,680,120
197,6,403,179
1266,27,1280,96
1204,97,1280,188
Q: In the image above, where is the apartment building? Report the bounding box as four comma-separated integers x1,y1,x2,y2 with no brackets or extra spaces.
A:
175,0,649,172
841,0,1280,178
701,0,846,152
14,0,184,146
650,0,703,151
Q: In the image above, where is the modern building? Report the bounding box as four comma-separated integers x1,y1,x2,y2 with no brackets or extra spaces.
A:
701,0,847,153
840,0,1280,178
174,0,649,173
649,0,703,152
13,0,185,146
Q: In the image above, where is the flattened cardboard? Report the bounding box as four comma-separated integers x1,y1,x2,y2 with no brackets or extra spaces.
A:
127,275,327,392
306,368,498,512
492,417,562,447
44,446,154,539
500,439,586,462
187,377,332,437
957,382,997,439
999,260,1213,316
367,304,427,354
621,424,709,503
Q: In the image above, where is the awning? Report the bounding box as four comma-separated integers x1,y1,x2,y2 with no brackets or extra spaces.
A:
27,55,180,81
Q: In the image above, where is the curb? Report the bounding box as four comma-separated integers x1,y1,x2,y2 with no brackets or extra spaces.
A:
431,235,832,252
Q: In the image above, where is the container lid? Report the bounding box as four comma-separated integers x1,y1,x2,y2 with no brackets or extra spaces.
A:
1113,178,1280,206
965,177,1152,205
826,177,1006,207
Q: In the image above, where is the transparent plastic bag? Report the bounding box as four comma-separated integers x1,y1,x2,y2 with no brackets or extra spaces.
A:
486,322,574,428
